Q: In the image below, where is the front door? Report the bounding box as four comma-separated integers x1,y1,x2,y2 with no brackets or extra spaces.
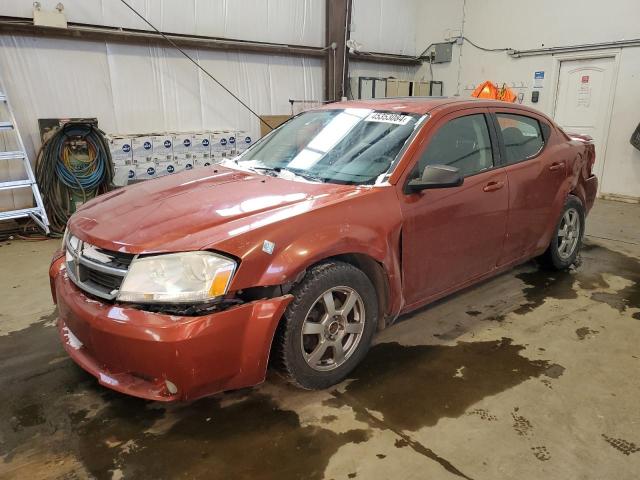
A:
554,56,616,185
399,109,509,309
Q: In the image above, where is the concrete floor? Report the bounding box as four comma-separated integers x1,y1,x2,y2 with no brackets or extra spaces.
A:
0,199,638,480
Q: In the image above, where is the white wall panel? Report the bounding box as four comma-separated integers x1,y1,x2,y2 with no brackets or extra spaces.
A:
0,0,325,46
351,0,418,56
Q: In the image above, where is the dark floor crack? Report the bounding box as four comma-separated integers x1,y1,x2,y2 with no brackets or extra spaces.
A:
332,390,474,480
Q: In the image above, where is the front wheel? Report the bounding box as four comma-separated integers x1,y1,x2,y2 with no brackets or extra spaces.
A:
274,261,378,389
540,195,585,270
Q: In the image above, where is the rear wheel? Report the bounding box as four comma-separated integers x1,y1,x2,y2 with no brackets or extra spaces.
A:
540,195,585,270
275,261,378,389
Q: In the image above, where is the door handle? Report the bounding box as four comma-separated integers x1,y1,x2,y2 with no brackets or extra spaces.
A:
549,162,565,171
483,181,505,192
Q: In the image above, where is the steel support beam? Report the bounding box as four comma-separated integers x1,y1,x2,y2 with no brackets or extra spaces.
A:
0,17,327,58
325,0,352,101
348,51,422,66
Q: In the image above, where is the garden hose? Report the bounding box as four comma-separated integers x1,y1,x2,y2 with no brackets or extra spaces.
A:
35,122,114,234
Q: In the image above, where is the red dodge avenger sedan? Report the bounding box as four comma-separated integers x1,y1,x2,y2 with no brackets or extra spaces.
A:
50,98,598,401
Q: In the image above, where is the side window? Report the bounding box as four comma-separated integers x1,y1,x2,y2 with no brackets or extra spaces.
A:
496,113,545,164
416,114,493,178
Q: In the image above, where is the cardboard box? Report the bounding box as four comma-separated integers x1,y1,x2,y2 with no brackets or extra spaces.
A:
109,136,133,166
176,158,195,172
113,164,136,186
151,134,174,163
259,115,291,137
211,131,232,158
135,161,157,180
131,136,154,163
194,157,214,169
191,133,211,156
235,131,253,153
156,160,178,177
172,134,192,161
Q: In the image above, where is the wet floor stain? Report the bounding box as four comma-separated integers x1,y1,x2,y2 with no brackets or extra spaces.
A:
543,364,565,379
514,245,640,317
467,409,497,421
576,326,599,340
0,320,370,480
531,445,551,461
74,394,369,480
321,414,338,424
511,408,533,437
601,434,640,456
332,338,550,432
10,403,46,431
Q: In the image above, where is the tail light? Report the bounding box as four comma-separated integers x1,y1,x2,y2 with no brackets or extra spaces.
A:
587,147,596,177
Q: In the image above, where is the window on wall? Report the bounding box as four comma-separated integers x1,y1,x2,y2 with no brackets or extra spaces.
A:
416,114,494,178
496,114,545,164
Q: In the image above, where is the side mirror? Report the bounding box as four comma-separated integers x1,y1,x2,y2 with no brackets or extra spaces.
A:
405,165,463,193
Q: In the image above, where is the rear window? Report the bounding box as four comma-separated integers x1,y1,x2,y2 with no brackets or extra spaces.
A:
496,114,545,164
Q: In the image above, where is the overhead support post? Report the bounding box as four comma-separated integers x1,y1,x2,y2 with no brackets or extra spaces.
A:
325,0,352,101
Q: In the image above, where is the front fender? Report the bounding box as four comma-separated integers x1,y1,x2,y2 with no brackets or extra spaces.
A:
213,187,404,316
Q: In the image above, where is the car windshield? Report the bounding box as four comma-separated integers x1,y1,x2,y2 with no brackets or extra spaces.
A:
232,108,422,185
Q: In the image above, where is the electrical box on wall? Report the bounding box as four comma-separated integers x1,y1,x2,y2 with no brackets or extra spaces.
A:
433,43,453,63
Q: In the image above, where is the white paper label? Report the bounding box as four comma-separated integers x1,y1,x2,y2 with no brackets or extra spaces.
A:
364,112,412,125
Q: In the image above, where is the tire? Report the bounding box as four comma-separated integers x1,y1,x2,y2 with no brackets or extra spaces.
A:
540,195,585,270
274,261,378,390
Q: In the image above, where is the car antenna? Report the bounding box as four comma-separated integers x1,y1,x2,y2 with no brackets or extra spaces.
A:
118,0,274,132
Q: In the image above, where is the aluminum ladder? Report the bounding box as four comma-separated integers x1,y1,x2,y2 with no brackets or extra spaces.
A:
0,86,50,234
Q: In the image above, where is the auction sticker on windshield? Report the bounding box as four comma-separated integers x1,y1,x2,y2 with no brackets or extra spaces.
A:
365,112,412,125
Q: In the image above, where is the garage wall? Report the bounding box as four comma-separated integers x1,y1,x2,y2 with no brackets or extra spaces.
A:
349,0,463,96
350,0,418,56
0,0,325,46
0,0,325,210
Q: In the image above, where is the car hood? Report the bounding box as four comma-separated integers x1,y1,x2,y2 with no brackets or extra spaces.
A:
68,166,360,253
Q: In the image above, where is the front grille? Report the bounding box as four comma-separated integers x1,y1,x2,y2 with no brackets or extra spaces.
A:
83,267,124,291
65,234,135,301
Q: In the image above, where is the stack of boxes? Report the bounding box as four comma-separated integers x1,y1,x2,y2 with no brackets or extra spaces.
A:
131,135,156,181
151,134,176,176
109,136,135,186
191,132,212,168
108,128,254,185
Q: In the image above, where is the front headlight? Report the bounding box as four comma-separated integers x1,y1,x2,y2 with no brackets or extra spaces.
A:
117,251,237,304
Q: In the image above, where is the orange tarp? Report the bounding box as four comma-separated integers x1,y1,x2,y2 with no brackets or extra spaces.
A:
471,81,517,102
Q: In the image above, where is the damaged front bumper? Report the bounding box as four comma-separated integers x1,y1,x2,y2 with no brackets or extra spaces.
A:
49,256,292,402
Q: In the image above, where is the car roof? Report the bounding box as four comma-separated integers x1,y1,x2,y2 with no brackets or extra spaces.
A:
317,97,545,116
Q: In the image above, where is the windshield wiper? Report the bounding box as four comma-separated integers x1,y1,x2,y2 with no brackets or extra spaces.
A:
244,165,281,177
280,167,326,183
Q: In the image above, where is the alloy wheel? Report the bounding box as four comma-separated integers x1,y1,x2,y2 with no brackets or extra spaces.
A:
557,207,581,260
300,286,366,371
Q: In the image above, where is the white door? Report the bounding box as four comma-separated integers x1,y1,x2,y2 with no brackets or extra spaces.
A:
554,57,616,182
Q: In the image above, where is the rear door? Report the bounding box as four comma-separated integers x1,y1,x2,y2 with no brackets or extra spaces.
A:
491,110,567,265
398,108,509,308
